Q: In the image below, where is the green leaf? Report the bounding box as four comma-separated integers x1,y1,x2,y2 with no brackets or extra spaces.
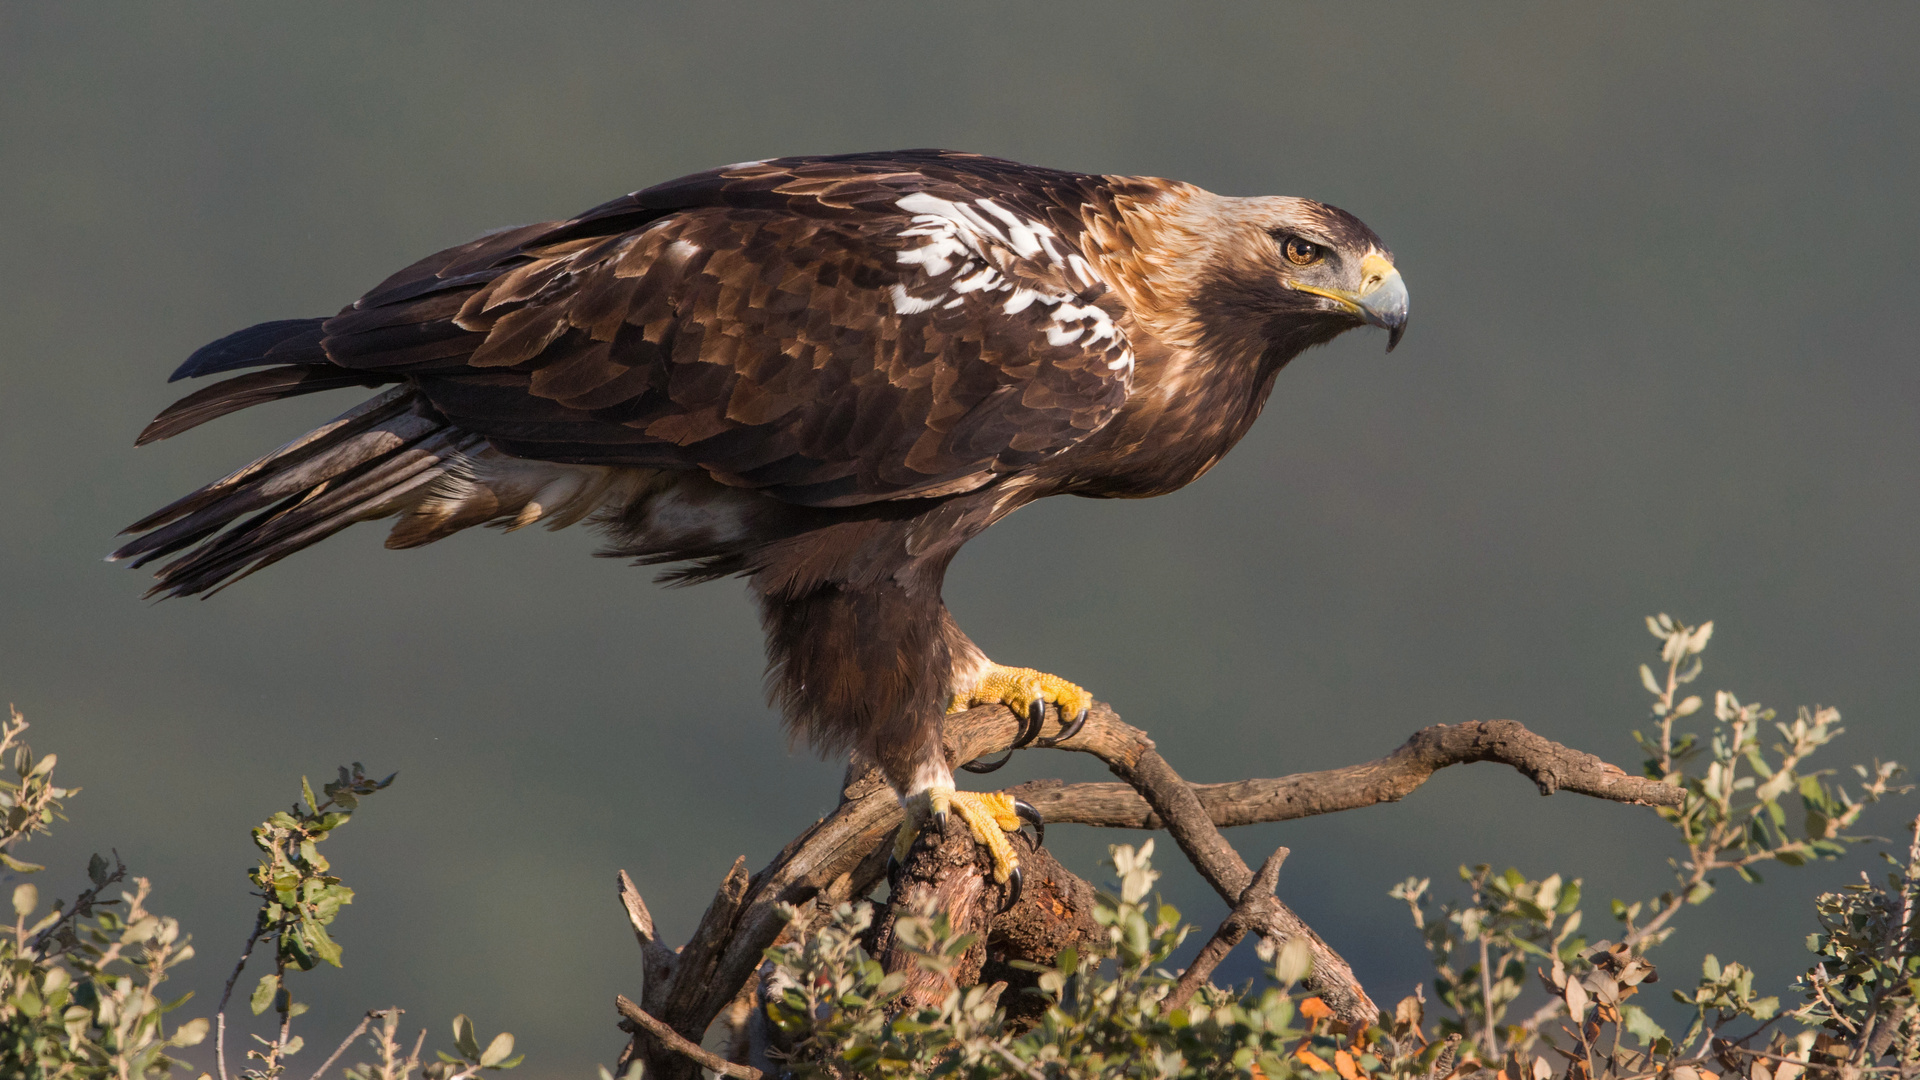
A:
87,853,110,886
300,919,345,968
249,974,279,1017
1621,1003,1667,1045
11,882,36,917
173,1016,210,1047
480,1031,516,1068
301,776,318,814
453,1014,481,1060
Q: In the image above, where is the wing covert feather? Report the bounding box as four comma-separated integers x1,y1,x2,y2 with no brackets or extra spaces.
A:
319,152,1134,506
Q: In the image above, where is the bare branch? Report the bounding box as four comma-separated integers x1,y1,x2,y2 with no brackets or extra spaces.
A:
1074,711,1380,1027
1001,715,1683,830
617,870,679,1012
1166,846,1289,1014
661,855,750,1033
617,994,763,1080
305,1010,376,1080
214,921,267,1080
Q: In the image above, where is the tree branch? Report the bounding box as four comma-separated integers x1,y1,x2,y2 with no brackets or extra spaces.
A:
1000,715,1682,830
617,995,763,1080
1167,846,1289,1014
1062,709,1380,1026
305,1010,375,1080
617,870,679,1013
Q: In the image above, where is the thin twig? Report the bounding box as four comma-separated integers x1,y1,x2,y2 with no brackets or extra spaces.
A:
991,1043,1051,1080
1479,935,1498,1059
1715,1044,1832,1074
274,953,293,1068
306,1010,376,1080
616,994,763,1080
215,921,267,1080
25,857,128,960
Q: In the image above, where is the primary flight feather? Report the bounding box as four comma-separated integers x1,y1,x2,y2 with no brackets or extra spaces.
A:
116,150,1408,895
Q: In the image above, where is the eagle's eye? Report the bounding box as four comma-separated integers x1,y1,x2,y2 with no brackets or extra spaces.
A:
1282,236,1323,267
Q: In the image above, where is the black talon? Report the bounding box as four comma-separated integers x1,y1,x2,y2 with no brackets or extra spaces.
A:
1008,699,1044,749
1000,864,1023,913
1038,705,1089,748
960,750,1014,774
1013,799,1044,850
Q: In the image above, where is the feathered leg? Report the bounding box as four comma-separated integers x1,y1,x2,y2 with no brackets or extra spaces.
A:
751,533,1042,905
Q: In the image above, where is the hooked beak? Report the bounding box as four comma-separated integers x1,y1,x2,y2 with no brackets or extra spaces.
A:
1289,251,1410,352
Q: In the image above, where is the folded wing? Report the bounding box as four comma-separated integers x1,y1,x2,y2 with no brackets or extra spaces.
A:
312,152,1136,507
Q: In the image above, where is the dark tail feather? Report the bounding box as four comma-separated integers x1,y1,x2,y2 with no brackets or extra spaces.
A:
136,364,394,447
113,386,481,600
169,318,329,381
122,386,414,535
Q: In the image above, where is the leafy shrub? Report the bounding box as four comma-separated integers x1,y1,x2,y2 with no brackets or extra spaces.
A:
3,613,1916,1079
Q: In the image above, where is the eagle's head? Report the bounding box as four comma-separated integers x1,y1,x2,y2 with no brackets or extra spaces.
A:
1199,196,1408,357
1103,187,1409,360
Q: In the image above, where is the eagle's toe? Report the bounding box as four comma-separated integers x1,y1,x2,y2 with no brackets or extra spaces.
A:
894,788,1038,910
949,663,1094,749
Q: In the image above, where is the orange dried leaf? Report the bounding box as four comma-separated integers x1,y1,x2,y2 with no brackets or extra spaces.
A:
1296,1048,1335,1074
1335,1048,1363,1080
1300,997,1334,1021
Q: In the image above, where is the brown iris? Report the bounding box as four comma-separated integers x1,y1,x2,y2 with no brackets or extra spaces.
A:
1283,236,1322,266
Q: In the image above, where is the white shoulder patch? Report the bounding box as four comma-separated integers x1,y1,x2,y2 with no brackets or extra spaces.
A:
888,192,1133,376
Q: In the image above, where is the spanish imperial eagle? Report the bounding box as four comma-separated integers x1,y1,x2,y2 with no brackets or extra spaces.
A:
114,150,1408,893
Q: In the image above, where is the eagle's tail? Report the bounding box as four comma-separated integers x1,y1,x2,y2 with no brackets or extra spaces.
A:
111,372,497,599
115,355,662,600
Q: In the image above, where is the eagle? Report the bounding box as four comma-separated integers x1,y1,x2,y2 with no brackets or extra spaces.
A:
114,150,1407,896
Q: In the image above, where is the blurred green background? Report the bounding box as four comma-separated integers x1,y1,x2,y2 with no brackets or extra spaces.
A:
3,3,1917,1073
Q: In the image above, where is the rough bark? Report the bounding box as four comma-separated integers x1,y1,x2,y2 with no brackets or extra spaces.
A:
873,813,1004,1008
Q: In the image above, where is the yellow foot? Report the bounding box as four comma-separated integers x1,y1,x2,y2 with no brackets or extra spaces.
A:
948,663,1094,749
892,788,1042,900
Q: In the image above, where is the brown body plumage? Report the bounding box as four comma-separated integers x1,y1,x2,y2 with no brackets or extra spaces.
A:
115,150,1408,803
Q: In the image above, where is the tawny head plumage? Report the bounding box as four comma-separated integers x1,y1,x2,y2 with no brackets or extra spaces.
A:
1090,186,1407,360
